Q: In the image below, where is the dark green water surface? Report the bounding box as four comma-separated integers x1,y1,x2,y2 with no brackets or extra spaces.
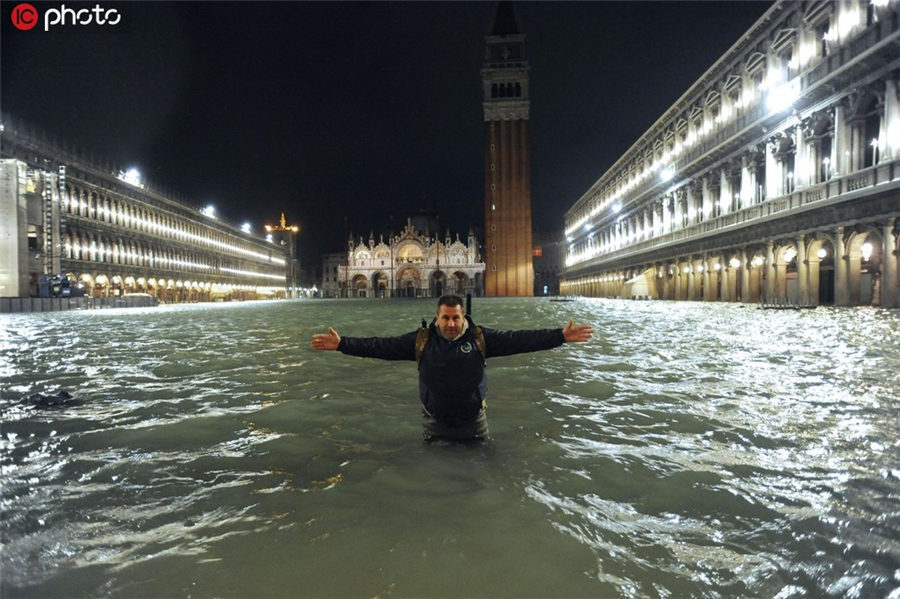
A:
1,298,898,597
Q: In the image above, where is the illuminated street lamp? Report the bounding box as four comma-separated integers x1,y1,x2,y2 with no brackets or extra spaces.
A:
265,213,301,298
121,168,142,187
861,242,873,261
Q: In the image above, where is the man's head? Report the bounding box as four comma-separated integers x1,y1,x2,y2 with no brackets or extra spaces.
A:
435,295,466,339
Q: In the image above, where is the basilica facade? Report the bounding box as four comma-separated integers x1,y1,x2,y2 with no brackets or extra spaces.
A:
338,219,484,298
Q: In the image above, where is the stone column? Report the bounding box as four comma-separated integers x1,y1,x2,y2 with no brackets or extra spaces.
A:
678,263,686,300
775,261,788,302
721,262,730,302
741,249,751,303
848,243,862,306
883,218,898,308
709,260,720,301
808,253,821,306
796,235,808,306
686,266,694,301
833,103,849,178
765,241,776,302
884,80,899,162
795,122,808,188
702,258,711,301
766,140,779,200
835,226,848,306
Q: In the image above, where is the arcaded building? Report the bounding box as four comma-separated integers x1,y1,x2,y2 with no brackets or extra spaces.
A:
1,118,291,305
561,0,900,307
339,218,484,298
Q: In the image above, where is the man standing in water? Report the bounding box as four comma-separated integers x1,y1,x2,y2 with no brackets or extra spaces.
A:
310,295,594,442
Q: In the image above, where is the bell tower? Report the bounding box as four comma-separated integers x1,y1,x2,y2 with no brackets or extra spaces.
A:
481,1,533,296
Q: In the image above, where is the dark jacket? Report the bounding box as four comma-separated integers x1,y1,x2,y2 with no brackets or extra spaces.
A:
337,316,565,426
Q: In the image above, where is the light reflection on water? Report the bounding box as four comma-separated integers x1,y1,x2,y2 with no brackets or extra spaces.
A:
1,298,898,598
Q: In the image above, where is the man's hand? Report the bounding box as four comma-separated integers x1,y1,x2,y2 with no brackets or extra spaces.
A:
562,319,593,343
311,327,341,351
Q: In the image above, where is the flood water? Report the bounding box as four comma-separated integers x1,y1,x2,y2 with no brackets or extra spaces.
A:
1,298,898,598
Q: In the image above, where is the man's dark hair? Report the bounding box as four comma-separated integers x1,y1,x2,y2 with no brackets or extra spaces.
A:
437,294,465,312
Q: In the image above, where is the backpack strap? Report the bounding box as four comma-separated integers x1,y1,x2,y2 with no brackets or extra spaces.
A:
415,327,430,363
473,326,486,359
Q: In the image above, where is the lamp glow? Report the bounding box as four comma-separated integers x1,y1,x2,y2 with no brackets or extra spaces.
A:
861,242,873,261
766,81,800,113
660,166,675,182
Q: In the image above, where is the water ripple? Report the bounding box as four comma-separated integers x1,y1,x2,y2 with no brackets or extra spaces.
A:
1,299,898,597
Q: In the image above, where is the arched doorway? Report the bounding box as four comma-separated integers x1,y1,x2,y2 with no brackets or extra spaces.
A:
94,274,110,298
372,272,389,298
396,266,421,298
808,238,835,305
431,270,446,297
846,230,882,306
451,271,468,295
351,274,368,298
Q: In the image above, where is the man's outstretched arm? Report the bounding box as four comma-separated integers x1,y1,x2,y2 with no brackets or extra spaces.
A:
311,328,417,360
483,319,594,358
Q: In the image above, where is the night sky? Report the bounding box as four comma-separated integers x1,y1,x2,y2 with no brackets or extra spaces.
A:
2,1,772,269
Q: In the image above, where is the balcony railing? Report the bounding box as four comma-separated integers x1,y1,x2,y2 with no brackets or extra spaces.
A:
566,157,899,271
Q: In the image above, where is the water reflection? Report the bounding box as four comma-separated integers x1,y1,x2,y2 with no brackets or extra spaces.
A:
1,299,897,597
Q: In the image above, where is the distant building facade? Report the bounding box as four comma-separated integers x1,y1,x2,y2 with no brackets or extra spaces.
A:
339,218,484,298
320,252,345,298
482,1,534,296
561,0,900,307
1,117,290,304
